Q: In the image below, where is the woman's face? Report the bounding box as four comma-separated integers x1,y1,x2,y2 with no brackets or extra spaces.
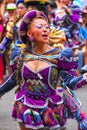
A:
17,3,27,17
27,18,50,44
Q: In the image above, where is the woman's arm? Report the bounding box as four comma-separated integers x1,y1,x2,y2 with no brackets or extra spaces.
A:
0,72,17,96
58,47,87,90
59,70,86,90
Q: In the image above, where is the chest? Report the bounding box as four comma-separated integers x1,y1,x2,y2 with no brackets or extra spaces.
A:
25,60,50,73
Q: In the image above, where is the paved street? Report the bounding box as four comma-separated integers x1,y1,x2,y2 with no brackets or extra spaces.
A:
0,86,87,130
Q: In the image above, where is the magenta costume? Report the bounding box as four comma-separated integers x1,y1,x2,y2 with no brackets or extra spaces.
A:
0,10,87,130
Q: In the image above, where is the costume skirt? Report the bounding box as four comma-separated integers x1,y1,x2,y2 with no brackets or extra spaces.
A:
12,99,66,130
12,92,87,130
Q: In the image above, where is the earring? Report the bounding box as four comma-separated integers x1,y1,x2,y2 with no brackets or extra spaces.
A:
29,36,34,42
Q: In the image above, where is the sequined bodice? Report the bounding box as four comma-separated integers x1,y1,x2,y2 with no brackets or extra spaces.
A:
14,47,79,107
20,48,60,99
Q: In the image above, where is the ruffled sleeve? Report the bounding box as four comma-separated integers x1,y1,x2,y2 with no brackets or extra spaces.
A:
57,48,87,90
57,47,78,71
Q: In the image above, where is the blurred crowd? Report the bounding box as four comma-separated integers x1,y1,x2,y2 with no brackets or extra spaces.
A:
0,0,87,85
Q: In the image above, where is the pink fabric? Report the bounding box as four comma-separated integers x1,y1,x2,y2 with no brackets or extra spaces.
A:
0,24,4,80
0,56,4,79
0,24,3,32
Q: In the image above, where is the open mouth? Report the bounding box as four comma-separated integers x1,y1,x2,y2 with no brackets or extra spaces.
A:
42,34,49,38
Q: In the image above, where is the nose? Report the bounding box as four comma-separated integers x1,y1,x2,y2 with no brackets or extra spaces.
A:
43,26,49,32
43,27,47,32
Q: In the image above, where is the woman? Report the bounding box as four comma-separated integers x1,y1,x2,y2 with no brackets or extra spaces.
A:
0,0,49,57
0,10,87,130
80,7,87,73
53,0,82,49
3,3,17,76
0,0,27,74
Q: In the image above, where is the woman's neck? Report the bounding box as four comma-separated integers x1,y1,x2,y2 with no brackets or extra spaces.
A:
32,43,53,54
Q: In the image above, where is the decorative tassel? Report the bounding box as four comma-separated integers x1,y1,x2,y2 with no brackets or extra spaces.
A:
76,111,87,130
63,93,87,130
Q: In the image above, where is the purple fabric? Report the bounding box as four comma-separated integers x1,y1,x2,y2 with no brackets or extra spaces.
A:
12,100,62,129
23,65,49,82
63,92,81,113
55,15,66,25
75,79,86,90
69,12,80,23
57,58,78,70
11,47,87,129
15,64,63,108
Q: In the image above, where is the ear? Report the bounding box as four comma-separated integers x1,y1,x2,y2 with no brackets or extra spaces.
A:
27,30,34,42
27,30,33,38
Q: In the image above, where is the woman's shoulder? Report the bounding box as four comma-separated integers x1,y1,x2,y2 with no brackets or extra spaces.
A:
10,44,26,65
60,47,73,58
57,47,78,70
46,45,62,55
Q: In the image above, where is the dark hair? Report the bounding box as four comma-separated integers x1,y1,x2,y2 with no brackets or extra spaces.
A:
25,2,49,17
0,0,3,4
49,0,57,9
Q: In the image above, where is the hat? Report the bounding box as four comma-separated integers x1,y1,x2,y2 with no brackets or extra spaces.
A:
6,3,16,10
20,10,48,43
24,0,50,4
16,0,24,6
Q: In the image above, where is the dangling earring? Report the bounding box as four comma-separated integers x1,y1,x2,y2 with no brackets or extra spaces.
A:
29,36,34,42
28,36,36,50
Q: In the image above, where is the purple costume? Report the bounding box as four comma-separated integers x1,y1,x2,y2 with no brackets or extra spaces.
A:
10,47,86,129
0,10,87,130
0,45,87,130
53,4,83,48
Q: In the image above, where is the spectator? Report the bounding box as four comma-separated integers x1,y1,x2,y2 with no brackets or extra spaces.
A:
79,6,87,73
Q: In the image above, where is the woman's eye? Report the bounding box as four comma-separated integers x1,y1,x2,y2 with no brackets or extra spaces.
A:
35,24,50,29
36,24,42,29
45,25,50,29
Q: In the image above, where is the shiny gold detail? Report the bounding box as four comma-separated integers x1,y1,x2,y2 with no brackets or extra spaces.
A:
24,0,50,3
6,32,13,39
6,21,14,34
50,28,66,49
